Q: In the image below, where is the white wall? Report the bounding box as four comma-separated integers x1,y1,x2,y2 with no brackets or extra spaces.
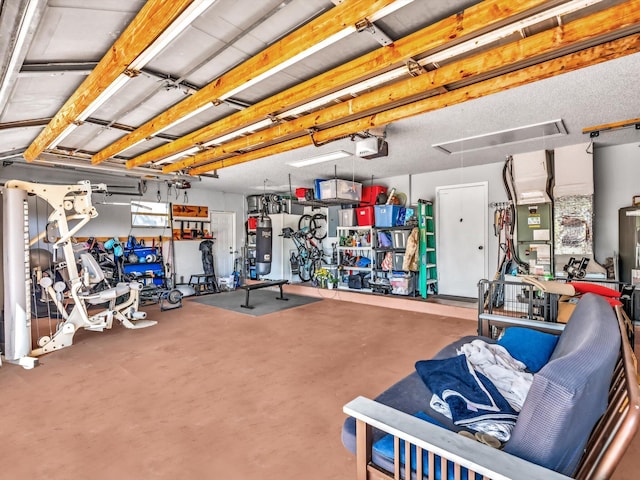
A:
0,166,245,285
376,162,508,275
372,141,640,276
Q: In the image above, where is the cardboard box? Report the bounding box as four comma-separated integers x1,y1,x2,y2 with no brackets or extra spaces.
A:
557,295,580,323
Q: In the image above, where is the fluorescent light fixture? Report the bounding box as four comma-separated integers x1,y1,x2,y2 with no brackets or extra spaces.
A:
45,0,219,152
288,150,351,167
153,102,215,137
219,28,355,102
218,0,415,102
280,69,406,119
419,0,603,67
368,0,416,23
153,146,201,165
132,0,416,162
128,0,219,71
433,119,568,154
77,73,130,121
202,118,273,147
0,0,41,109
49,123,79,149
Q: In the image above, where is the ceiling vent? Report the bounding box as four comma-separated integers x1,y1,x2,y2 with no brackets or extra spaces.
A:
432,119,567,154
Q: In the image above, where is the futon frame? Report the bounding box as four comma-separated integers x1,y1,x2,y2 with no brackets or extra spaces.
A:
343,307,640,480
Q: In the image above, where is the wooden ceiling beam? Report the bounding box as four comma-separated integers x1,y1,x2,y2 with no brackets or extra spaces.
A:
169,0,640,171
23,0,195,162
92,0,402,165
188,33,640,175
129,0,555,169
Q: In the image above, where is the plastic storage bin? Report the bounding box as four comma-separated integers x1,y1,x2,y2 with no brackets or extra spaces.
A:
375,205,401,227
247,217,258,230
356,206,374,226
319,179,362,201
392,229,410,249
360,185,387,206
389,272,415,295
339,208,356,226
393,252,405,271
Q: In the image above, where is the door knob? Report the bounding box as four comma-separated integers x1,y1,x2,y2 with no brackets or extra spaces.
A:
478,246,484,250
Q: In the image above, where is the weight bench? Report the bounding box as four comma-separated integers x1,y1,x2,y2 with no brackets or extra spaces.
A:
239,280,289,309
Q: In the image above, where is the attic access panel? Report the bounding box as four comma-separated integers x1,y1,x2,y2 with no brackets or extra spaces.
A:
432,119,568,154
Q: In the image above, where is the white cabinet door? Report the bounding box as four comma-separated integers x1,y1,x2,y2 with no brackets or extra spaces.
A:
436,182,488,298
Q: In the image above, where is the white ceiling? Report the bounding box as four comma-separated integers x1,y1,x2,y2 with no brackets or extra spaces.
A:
1,0,639,194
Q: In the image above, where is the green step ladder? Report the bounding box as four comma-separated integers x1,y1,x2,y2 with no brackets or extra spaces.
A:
418,200,437,298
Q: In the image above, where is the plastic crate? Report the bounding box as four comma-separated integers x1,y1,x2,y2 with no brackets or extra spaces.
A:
361,185,387,206
393,252,405,271
339,208,356,226
375,205,401,227
356,206,374,226
319,179,362,201
389,272,415,295
392,230,410,249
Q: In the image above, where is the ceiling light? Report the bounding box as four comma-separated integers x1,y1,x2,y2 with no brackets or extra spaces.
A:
48,123,79,149
432,119,568,154
288,150,351,167
368,0,415,23
77,73,130,121
217,0,416,102
47,0,219,154
419,0,603,67
152,102,215,137
0,0,42,111
153,147,201,165
128,0,219,71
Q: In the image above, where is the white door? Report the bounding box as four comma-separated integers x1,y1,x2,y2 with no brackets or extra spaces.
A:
210,211,236,278
436,182,487,298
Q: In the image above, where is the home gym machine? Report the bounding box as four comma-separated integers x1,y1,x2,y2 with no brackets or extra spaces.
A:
2,180,156,368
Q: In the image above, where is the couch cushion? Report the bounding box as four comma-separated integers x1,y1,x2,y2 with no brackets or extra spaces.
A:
341,335,486,454
503,293,620,476
372,411,469,480
497,327,558,372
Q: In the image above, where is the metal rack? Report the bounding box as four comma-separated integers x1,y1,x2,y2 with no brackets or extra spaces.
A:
478,277,638,336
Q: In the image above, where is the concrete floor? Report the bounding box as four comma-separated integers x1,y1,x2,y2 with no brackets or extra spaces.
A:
1,288,638,479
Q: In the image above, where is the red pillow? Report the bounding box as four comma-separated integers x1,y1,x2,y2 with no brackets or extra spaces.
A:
568,282,621,298
603,297,623,307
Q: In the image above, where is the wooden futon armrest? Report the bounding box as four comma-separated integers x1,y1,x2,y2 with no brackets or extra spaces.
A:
344,396,572,480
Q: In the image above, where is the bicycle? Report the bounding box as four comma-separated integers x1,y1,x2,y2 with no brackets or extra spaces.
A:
298,213,327,240
281,227,329,282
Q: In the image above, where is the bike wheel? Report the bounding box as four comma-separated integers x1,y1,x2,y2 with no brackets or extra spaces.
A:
298,214,313,234
310,213,327,240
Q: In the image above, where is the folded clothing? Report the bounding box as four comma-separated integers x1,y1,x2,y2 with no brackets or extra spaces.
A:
415,355,518,430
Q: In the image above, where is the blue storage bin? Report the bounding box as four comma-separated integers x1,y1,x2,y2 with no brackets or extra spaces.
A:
374,205,401,227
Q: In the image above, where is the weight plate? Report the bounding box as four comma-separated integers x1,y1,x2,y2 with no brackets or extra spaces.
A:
167,289,182,304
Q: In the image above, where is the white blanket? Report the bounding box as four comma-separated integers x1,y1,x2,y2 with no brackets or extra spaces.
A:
457,339,533,412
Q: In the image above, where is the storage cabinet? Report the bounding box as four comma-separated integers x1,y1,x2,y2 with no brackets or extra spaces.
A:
372,225,417,296
123,245,165,287
336,226,375,290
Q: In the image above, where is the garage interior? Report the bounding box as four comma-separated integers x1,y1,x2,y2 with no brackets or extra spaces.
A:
1,1,640,479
